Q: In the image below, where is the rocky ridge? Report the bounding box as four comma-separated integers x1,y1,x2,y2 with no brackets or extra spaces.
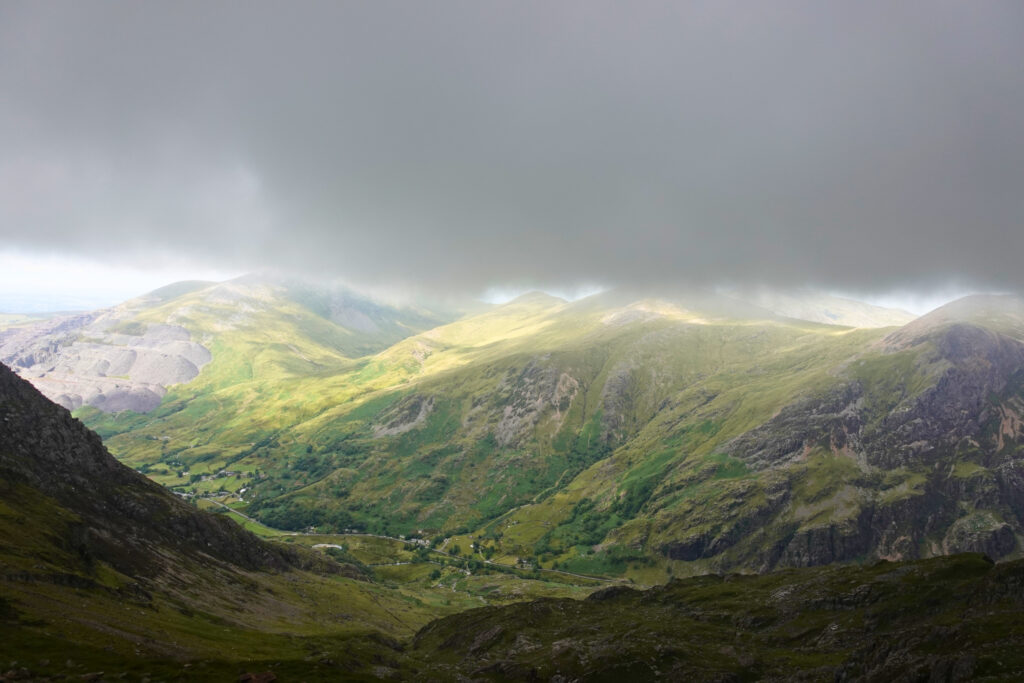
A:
0,360,319,575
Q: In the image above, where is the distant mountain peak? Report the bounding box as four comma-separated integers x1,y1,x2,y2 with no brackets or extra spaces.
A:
139,279,216,302
883,293,1024,348
726,288,917,328
503,291,567,306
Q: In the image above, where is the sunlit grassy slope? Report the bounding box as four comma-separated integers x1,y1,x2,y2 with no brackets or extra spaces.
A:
80,285,1024,581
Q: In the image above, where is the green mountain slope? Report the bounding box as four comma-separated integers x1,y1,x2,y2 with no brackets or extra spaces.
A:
0,359,413,675
729,288,917,327
7,284,1024,678
484,295,1024,579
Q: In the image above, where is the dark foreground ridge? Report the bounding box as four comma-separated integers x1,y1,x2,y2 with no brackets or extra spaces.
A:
409,553,1024,681
0,361,327,576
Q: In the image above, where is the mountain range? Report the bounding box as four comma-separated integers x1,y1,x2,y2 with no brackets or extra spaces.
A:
4,278,1024,589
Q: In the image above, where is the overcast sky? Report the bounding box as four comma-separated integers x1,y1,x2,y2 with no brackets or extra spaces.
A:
2,1,1023,309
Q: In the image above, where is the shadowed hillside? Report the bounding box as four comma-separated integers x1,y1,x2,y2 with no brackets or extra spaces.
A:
406,553,1024,681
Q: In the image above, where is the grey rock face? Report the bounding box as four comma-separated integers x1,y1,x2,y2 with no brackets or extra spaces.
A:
0,309,210,413
374,394,435,437
484,359,579,448
710,321,1024,569
728,323,1024,471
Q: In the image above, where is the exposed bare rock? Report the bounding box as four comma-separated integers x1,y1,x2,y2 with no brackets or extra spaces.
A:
600,361,637,445
0,310,210,414
491,360,579,448
723,382,864,471
374,394,435,437
943,513,1017,558
726,323,1024,473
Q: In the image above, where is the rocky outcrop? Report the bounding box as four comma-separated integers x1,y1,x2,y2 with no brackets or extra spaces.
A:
865,324,1024,469
689,320,1024,570
724,381,864,471
374,394,435,437
943,513,1017,557
600,361,638,445
726,323,1024,473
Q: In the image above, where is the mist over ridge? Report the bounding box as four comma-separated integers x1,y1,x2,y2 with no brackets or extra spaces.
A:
2,1,1023,298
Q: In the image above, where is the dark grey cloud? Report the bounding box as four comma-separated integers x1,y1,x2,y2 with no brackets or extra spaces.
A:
2,1,1023,294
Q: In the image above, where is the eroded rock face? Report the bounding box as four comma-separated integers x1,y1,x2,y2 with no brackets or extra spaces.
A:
724,381,864,471
943,514,1017,557
490,360,579,448
374,394,435,437
697,322,1024,569
600,361,637,445
0,311,210,413
726,323,1024,474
